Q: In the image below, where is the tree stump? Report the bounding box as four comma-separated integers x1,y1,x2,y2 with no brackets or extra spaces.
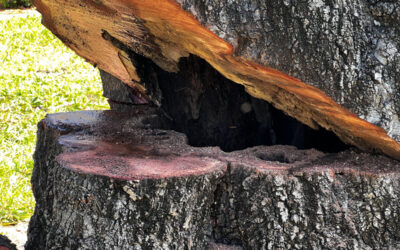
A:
26,108,400,249
26,108,227,249
27,0,400,249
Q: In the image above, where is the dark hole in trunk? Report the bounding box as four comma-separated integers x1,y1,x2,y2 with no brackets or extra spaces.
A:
103,45,349,153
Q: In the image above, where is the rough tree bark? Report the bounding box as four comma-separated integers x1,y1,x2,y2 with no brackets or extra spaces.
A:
32,0,400,159
26,108,400,249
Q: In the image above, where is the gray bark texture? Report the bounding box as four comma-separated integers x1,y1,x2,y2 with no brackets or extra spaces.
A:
27,108,400,249
175,0,400,143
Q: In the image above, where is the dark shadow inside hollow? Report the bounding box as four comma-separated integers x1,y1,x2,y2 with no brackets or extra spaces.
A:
102,50,349,153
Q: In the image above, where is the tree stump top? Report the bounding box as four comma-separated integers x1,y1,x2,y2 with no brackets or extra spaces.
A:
27,108,400,249
43,109,225,180
44,109,400,180
226,145,400,177
57,135,226,180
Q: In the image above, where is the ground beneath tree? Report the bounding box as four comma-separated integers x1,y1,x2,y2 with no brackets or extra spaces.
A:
0,8,38,20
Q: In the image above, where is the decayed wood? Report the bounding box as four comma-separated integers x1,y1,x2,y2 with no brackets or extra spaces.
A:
27,109,400,249
32,0,400,160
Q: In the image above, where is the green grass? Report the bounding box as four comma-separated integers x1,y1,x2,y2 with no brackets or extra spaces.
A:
0,0,31,9
0,12,109,224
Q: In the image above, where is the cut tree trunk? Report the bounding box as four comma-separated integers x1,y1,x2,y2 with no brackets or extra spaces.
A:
26,108,400,249
33,0,400,159
27,0,400,249
26,108,227,249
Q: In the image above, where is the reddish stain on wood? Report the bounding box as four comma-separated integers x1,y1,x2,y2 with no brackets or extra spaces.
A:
57,140,226,180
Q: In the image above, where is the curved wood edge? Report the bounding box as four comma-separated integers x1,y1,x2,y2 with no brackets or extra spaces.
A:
33,0,400,160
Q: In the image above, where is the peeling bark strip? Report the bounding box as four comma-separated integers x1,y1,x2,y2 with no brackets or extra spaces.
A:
27,109,400,249
32,0,400,159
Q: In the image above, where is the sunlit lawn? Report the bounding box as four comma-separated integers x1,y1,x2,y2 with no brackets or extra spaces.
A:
0,10,109,224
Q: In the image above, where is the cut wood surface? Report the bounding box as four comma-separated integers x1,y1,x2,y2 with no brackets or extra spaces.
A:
32,0,400,160
27,109,400,249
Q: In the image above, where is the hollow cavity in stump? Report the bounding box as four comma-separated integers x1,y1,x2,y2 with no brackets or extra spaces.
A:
101,54,349,154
